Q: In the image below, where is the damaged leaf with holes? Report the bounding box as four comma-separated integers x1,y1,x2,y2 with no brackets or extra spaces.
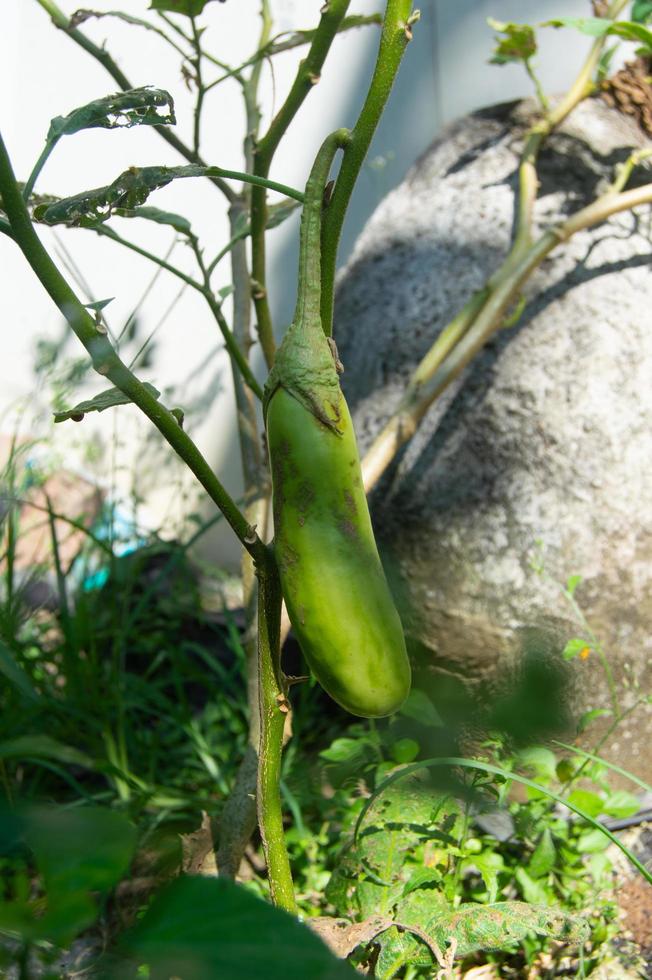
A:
33,164,217,227
487,19,537,64
46,87,176,143
325,775,464,920
373,899,588,978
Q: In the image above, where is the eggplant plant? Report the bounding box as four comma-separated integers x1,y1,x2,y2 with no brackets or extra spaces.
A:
1,0,652,974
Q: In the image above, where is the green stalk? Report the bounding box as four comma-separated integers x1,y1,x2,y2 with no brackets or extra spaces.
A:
23,139,58,200
0,129,262,560
250,0,351,367
256,548,297,913
320,0,417,335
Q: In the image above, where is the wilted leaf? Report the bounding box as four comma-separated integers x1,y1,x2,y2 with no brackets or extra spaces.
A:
488,18,537,64
54,382,161,423
307,915,393,959
47,87,175,142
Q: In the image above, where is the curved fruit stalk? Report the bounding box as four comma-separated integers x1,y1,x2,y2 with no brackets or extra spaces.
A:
264,130,411,717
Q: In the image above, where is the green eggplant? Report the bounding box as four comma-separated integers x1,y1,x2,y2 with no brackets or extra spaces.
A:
264,131,411,717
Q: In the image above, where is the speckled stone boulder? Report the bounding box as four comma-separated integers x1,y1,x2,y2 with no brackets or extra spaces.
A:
335,98,652,775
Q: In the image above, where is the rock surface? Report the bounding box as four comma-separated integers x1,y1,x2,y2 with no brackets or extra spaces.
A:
335,98,652,776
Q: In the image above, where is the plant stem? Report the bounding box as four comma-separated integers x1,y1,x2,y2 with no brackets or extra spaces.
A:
190,17,205,158
189,237,264,399
0,128,263,560
250,0,351,367
361,181,652,491
256,547,297,913
33,0,236,202
216,3,274,879
321,0,418,335
23,139,58,200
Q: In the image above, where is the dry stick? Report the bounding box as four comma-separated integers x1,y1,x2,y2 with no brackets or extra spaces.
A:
361,182,652,491
216,2,274,880
249,0,352,368
0,130,264,564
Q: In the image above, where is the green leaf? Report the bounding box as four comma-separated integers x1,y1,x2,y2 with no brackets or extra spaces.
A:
402,867,442,896
0,734,94,768
515,746,557,782
567,789,604,817
632,0,652,23
607,19,652,47
602,789,640,819
0,639,41,703
487,18,537,64
541,17,612,36
24,805,137,943
437,901,587,955
543,17,652,51
113,876,356,979
576,828,611,853
118,205,192,235
528,828,556,878
577,707,612,733
398,688,443,727
149,0,224,16
84,297,114,313
562,637,591,661
47,87,175,142
26,806,135,894
54,382,161,423
566,574,582,595
390,738,419,764
320,737,367,764
515,866,553,905
466,850,505,903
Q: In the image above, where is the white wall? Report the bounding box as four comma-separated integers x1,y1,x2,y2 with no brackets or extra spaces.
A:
0,0,589,566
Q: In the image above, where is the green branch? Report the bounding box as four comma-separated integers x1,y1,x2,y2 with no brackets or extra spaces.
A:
250,0,352,367
320,0,418,335
0,129,263,560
